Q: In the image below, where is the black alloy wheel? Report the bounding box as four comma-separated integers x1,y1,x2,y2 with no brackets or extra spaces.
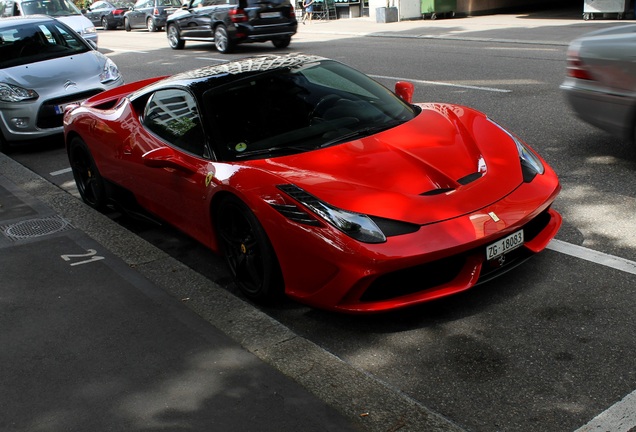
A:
215,195,283,302
69,137,107,211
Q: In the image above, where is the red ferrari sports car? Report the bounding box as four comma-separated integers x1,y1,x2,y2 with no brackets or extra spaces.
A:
64,54,562,314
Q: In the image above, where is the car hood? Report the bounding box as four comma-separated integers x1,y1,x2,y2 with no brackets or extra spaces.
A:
252,104,525,225
0,51,107,96
56,15,95,33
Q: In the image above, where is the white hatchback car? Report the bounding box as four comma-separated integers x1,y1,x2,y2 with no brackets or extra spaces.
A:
0,15,123,152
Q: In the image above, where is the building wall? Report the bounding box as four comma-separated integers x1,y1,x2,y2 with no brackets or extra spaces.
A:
369,0,573,21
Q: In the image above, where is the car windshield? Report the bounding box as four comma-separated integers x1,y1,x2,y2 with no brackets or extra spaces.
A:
21,0,82,16
0,21,90,69
203,59,419,161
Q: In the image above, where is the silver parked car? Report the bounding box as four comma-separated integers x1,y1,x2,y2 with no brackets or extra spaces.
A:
0,15,123,152
561,24,636,143
0,0,98,45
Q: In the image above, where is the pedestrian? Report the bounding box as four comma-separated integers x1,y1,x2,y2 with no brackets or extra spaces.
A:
302,0,314,24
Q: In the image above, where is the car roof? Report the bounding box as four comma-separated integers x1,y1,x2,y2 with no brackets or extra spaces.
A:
0,14,56,28
169,53,326,84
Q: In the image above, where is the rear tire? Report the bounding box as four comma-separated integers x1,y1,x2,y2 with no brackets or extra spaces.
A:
167,24,185,49
215,195,283,303
101,16,113,30
147,17,158,32
272,35,291,49
214,25,233,53
69,137,107,211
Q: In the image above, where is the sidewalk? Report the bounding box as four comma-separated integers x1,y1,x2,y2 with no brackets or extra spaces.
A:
294,6,632,45
0,155,462,432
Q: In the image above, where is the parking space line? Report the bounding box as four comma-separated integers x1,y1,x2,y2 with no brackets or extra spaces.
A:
50,167,72,176
369,74,512,93
548,239,636,276
574,390,636,432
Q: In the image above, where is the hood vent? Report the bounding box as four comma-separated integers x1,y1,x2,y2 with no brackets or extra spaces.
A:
457,172,483,185
420,172,483,196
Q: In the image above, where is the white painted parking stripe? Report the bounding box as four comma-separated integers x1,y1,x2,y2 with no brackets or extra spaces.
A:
547,239,636,276
574,390,636,432
50,167,72,176
369,74,512,93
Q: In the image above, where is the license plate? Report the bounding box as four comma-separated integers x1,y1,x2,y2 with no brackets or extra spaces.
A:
261,11,280,18
54,100,84,114
486,230,524,260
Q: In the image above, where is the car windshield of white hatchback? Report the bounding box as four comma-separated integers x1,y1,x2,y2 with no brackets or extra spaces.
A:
0,21,90,69
21,0,83,16
203,60,419,161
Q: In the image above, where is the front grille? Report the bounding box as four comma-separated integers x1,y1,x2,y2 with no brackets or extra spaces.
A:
37,90,102,129
359,208,554,303
361,255,465,302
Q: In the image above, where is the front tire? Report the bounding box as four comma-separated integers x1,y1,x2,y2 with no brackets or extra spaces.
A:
214,25,233,53
215,195,283,303
124,17,131,31
167,24,185,49
69,137,107,211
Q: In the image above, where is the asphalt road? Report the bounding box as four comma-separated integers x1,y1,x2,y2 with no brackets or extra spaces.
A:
9,22,636,432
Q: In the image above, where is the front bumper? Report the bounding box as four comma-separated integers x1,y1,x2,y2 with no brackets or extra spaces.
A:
270,172,561,314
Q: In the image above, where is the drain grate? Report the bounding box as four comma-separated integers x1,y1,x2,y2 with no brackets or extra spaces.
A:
1,216,73,241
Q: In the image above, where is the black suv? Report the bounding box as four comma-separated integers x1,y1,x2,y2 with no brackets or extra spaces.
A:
166,0,297,53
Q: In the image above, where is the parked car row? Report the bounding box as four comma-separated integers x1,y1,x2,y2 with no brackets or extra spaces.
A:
83,0,300,53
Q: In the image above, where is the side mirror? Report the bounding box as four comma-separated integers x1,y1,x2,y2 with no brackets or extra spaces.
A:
395,81,414,104
86,39,98,50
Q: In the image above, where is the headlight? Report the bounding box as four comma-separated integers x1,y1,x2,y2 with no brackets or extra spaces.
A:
489,119,544,182
277,184,387,243
83,26,97,34
99,58,121,84
0,83,38,103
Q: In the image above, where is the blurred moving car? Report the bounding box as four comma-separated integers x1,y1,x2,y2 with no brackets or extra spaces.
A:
561,24,636,143
63,54,561,314
166,0,297,53
123,0,180,32
0,15,123,152
84,0,133,29
0,0,98,44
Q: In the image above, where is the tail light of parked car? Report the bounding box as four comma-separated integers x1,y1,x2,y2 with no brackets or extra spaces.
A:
566,47,593,81
153,7,160,15
113,8,127,16
230,8,248,22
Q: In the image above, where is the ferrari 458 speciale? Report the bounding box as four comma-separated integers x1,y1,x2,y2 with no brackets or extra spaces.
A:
64,54,562,313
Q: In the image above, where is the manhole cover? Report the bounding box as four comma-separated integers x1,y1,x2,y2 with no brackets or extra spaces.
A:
2,216,72,240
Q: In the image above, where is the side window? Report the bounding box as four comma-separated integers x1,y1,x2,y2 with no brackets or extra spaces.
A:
143,89,206,157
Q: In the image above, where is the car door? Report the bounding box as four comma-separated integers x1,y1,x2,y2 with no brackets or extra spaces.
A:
128,0,150,27
121,87,213,242
84,1,104,25
177,0,218,39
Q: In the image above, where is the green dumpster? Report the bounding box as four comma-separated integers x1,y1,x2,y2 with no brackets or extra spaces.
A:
421,0,455,19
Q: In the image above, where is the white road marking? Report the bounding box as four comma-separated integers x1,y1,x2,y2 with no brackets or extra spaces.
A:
50,167,72,176
547,239,636,276
369,74,512,93
574,391,636,432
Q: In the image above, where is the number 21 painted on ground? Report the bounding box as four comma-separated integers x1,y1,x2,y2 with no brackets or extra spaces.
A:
61,249,105,266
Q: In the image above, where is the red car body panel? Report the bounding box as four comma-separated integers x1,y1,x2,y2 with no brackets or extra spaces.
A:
64,73,562,314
